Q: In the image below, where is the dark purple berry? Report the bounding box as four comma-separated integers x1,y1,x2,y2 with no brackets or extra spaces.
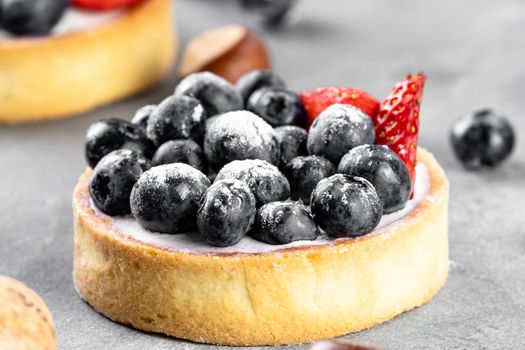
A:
451,109,515,169
146,95,206,146
310,174,383,238
236,69,285,102
247,87,306,127
307,104,375,164
130,163,210,234
250,201,318,245
174,72,243,117
197,179,256,247
1,0,67,35
131,105,156,130
283,155,335,204
85,118,154,168
89,150,151,216
152,139,207,172
274,125,308,168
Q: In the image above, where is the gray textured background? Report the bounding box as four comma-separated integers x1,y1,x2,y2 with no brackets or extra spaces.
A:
1,0,524,349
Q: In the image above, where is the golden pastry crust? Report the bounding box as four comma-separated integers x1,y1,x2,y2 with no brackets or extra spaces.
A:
72,148,449,346
0,0,176,124
0,276,56,350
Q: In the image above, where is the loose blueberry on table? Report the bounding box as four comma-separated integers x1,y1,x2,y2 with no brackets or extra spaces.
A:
85,70,426,248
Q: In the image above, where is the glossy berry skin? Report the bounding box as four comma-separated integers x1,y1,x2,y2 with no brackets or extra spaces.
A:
0,0,67,35
451,109,515,170
174,72,243,117
373,74,426,188
238,0,296,26
300,86,380,129
274,125,307,168
247,87,306,127
338,144,411,214
131,105,156,130
85,118,155,168
146,95,206,146
251,201,318,245
89,150,151,216
215,159,290,207
283,155,335,204
130,163,210,234
197,179,256,247
310,174,383,238
204,110,280,170
236,69,286,102
72,0,142,11
152,139,207,173
307,104,375,165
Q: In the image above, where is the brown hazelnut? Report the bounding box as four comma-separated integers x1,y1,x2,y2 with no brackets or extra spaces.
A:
179,25,271,83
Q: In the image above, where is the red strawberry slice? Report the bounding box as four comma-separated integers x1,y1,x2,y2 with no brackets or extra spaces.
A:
300,87,380,129
373,73,426,189
73,0,143,11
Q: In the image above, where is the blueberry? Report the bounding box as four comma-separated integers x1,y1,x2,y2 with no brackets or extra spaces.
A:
250,201,318,245
146,95,206,146
338,144,411,214
89,150,151,216
174,72,243,117
204,110,280,170
0,0,67,35
451,109,515,170
131,105,156,130
130,163,210,234
307,104,375,164
238,0,297,26
152,139,207,172
197,179,256,247
247,87,306,127
310,174,383,238
215,159,290,207
274,125,308,168
236,70,286,102
283,155,335,204
85,118,155,169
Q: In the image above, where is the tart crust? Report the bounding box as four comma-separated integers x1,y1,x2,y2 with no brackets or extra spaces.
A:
0,0,176,123
72,148,449,346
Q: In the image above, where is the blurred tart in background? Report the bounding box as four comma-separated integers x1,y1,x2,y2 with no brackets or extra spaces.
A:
0,0,176,123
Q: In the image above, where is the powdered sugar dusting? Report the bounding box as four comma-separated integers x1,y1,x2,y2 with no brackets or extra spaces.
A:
90,163,430,254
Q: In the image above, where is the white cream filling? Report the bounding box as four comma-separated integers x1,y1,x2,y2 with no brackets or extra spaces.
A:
0,8,123,39
90,163,430,254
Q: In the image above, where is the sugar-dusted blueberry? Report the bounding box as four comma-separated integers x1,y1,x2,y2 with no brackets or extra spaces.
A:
338,145,411,214
451,108,515,170
250,201,318,245
204,110,280,170
85,118,155,168
307,104,375,164
174,72,243,117
152,139,207,172
131,105,156,130
197,179,256,247
130,163,210,234
1,0,67,35
215,159,290,206
236,70,286,102
146,95,206,146
89,150,151,216
283,155,335,204
274,125,308,168
247,87,306,127
310,174,383,238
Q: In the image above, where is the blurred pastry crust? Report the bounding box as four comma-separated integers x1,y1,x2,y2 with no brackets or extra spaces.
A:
72,148,449,346
0,276,56,350
0,0,176,123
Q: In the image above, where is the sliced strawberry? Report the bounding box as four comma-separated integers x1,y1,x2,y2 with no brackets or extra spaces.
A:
73,0,143,11
373,73,426,189
300,87,380,129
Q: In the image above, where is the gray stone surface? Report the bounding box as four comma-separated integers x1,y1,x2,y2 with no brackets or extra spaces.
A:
1,0,524,349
